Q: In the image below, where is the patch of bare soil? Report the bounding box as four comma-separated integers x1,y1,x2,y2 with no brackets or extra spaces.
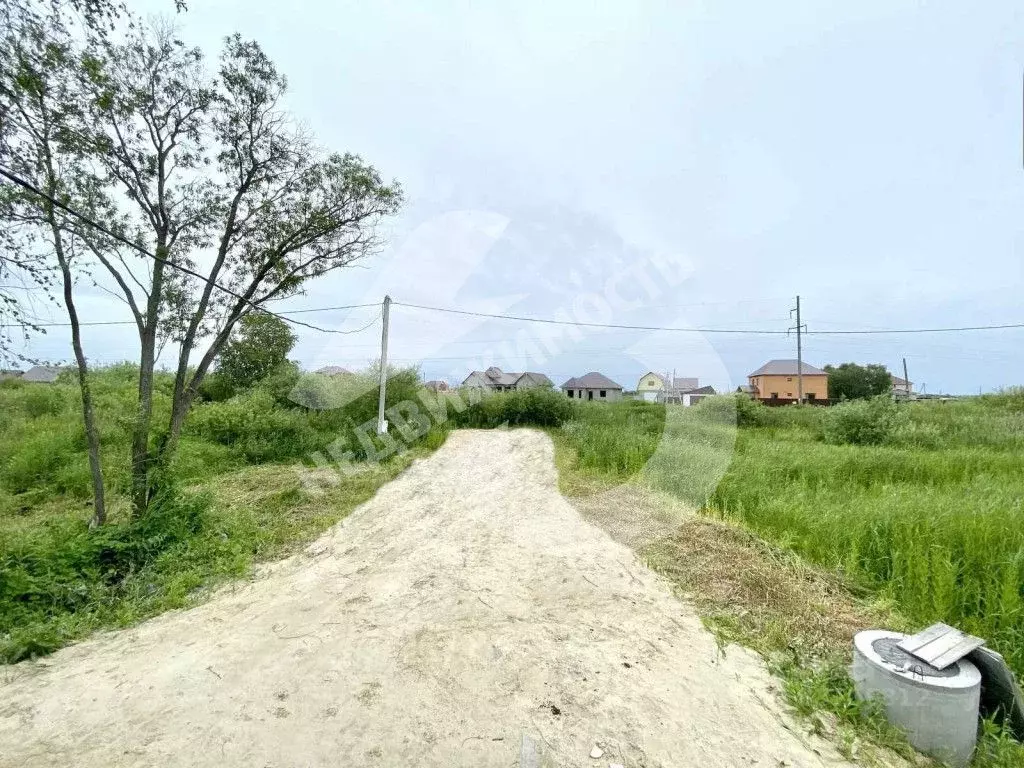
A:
0,430,855,767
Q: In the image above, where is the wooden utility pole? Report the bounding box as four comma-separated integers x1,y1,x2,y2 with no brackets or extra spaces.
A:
789,296,807,403
376,295,391,435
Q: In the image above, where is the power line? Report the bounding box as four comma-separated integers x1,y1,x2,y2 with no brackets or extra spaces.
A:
392,301,791,334
392,300,1024,336
0,166,356,336
10,302,380,329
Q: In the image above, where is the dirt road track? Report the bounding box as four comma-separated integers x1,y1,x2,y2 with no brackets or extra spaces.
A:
0,430,852,767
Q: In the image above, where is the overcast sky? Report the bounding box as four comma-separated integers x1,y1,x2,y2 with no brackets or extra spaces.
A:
21,0,1024,394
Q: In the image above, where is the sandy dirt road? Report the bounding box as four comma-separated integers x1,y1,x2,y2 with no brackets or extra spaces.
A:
0,429,852,767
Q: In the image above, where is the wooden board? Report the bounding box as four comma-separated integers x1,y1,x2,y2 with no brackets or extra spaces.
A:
898,623,986,671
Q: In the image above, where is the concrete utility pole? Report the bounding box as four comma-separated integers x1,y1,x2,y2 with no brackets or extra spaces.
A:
376,295,391,435
902,357,911,398
789,296,807,403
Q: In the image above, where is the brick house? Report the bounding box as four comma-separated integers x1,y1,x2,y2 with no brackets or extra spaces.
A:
747,359,828,403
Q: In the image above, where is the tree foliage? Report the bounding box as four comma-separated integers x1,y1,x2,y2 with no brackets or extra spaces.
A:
824,362,892,401
217,313,296,389
0,1,403,518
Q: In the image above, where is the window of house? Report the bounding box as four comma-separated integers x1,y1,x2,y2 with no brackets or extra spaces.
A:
770,392,779,399
807,392,816,401
787,377,792,381
566,390,574,398
599,390,606,397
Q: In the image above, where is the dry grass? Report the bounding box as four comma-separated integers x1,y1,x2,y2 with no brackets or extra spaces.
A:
566,483,921,767
643,516,908,663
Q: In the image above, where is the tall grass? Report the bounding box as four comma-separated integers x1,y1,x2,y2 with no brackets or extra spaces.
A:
0,363,446,661
557,394,1024,678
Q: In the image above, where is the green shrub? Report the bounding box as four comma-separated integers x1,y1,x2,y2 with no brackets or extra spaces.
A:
255,361,301,406
735,394,770,427
0,419,84,496
0,488,213,662
981,387,1024,413
196,371,237,402
186,391,317,463
22,386,66,418
823,396,906,446
451,387,574,429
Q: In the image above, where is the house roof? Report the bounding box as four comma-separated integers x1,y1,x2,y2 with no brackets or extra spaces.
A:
891,375,913,386
686,385,716,395
748,359,827,377
315,366,352,376
22,365,63,383
465,367,548,388
514,372,553,387
423,380,449,390
665,377,699,392
561,372,623,390
639,371,665,383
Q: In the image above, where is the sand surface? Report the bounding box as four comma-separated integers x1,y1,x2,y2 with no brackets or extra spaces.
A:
0,429,852,767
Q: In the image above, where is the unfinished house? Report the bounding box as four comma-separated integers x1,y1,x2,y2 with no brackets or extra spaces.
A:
461,367,553,392
561,372,623,402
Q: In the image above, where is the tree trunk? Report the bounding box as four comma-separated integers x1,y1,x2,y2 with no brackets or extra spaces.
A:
36,110,107,526
52,232,106,526
130,239,166,518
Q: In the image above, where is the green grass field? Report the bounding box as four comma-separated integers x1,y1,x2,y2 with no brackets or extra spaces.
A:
557,393,1024,677
554,392,1024,765
0,364,449,662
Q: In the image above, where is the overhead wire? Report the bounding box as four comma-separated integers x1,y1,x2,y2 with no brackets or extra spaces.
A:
391,300,1024,336
0,166,369,336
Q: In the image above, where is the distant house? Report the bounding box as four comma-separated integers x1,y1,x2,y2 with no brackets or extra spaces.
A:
462,366,552,392
636,372,665,402
748,359,828,403
677,384,716,407
561,372,623,402
512,371,554,389
658,374,701,405
22,365,63,384
636,371,700,403
423,380,449,392
891,374,914,399
315,366,352,376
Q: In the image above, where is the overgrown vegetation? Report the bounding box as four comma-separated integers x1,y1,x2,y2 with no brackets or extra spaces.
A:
0,364,447,662
553,393,1024,765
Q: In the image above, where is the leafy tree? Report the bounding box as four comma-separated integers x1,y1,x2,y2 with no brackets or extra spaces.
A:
824,362,892,401
217,313,296,390
1,8,403,518
0,4,110,523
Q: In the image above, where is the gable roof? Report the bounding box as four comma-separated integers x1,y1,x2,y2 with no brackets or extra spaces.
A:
464,368,540,391
891,375,912,386
665,377,699,392
748,359,827,377
561,372,623,390
514,372,553,387
22,365,63,383
639,371,665,383
686,385,716,395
